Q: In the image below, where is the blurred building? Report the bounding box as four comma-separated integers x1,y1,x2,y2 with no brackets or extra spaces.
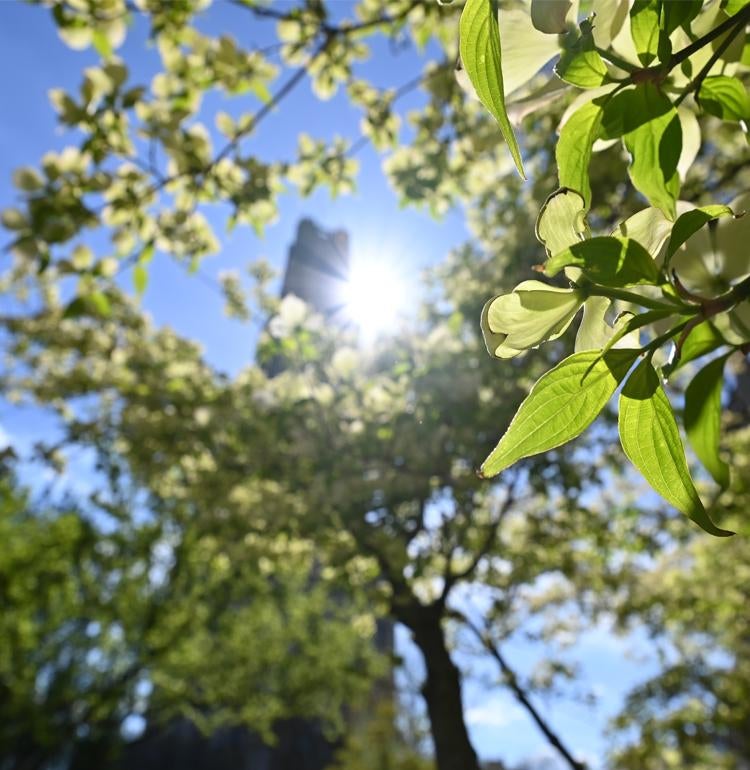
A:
281,218,350,317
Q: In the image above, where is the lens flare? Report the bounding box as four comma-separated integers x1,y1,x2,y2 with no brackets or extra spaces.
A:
342,260,408,335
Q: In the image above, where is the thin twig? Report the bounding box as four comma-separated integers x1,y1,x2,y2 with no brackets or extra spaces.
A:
462,614,587,770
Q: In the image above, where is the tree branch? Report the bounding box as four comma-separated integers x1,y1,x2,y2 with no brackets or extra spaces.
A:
462,615,587,770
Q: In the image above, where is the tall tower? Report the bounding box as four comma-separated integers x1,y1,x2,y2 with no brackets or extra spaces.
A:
280,218,350,318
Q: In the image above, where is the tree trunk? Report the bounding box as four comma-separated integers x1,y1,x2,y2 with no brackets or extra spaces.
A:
399,603,480,770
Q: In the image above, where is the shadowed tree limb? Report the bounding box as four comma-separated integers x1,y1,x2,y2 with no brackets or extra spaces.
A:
460,614,587,770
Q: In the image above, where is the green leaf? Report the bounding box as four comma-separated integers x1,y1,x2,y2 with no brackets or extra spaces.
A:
684,353,731,488
661,0,703,35
556,48,610,89
698,75,750,121
545,236,660,286
604,85,682,218
724,0,750,15
12,167,45,191
588,308,676,369
664,205,736,266
480,349,635,477
630,0,661,65
627,86,681,219
1,208,27,231
618,359,732,536
535,188,589,257
460,0,525,177
662,320,726,377
63,291,111,319
557,99,603,210
555,25,611,88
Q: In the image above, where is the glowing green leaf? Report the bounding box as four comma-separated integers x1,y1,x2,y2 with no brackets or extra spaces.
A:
481,350,635,477
618,360,732,536
460,0,525,177
556,100,603,210
698,75,750,122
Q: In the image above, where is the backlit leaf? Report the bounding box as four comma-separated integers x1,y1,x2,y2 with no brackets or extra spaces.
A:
618,359,732,536
556,24,611,88
480,350,635,477
535,188,589,257
460,0,525,177
630,0,661,66
664,205,735,266
603,85,682,218
698,75,750,122
662,320,727,377
557,99,603,210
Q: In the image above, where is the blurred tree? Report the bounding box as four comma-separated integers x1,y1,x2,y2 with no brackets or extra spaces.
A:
0,460,381,769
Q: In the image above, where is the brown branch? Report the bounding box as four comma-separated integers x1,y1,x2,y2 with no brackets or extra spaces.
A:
462,615,587,770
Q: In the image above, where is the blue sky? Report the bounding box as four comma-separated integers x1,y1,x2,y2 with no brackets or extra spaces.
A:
0,3,662,767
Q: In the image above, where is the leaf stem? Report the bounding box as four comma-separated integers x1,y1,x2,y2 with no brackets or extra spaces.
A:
616,4,750,88
585,284,690,312
675,17,747,107
669,3,750,70
596,46,637,73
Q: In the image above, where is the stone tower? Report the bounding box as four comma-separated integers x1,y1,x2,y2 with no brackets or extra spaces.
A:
280,218,350,318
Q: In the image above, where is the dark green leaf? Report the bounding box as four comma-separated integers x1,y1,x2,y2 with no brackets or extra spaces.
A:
480,350,635,477
685,353,731,488
460,0,525,177
63,291,111,319
618,359,732,536
661,0,703,35
545,236,660,286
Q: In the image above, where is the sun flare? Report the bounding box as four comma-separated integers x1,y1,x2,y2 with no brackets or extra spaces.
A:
342,260,409,335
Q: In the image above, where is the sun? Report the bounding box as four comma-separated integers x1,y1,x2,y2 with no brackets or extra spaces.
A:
342,259,409,335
